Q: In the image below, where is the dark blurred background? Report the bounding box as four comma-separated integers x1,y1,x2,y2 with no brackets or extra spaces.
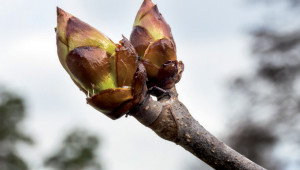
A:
192,0,300,169
0,88,33,170
1,0,300,169
226,0,300,170
0,87,102,170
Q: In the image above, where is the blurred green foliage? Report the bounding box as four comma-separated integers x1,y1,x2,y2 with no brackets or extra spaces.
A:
0,86,102,170
44,130,102,170
0,88,33,170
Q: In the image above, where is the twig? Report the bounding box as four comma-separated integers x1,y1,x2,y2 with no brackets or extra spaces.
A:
130,87,266,170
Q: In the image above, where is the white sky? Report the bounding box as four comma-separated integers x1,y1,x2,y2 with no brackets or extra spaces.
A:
0,0,264,169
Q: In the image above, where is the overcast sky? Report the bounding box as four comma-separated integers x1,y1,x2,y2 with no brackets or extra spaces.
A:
0,0,265,169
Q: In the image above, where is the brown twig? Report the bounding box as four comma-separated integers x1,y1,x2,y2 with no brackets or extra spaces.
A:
130,86,266,170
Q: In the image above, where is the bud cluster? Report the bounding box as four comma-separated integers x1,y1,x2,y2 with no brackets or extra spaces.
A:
56,0,183,119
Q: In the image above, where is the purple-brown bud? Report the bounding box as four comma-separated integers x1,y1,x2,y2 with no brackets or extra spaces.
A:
56,8,147,119
130,0,184,88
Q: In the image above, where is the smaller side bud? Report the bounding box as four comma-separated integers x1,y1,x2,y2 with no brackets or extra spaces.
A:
130,0,183,89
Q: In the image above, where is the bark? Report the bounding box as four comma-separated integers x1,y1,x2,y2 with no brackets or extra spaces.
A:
129,86,266,170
